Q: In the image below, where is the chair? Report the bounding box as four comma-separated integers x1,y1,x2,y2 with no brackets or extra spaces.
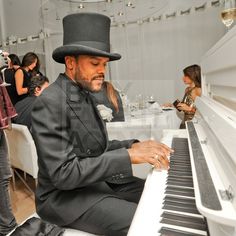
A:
4,123,38,193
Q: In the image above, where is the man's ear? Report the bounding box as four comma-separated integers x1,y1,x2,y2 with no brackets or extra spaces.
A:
65,56,75,70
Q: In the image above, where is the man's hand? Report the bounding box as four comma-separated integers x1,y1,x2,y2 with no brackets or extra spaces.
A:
128,140,173,170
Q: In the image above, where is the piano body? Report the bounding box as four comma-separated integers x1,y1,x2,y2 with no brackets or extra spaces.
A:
128,25,236,236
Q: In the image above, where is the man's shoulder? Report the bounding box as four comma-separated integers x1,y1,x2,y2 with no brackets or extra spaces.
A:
41,78,63,97
15,96,36,110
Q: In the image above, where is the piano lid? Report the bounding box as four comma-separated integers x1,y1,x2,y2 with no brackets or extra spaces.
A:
200,24,236,112
190,25,236,232
196,24,236,166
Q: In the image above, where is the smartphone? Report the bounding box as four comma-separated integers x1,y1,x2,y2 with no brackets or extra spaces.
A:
173,99,181,111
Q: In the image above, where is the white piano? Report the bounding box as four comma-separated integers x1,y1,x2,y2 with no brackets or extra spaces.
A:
128,25,236,236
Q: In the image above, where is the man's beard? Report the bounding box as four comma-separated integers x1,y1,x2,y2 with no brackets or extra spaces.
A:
74,66,104,92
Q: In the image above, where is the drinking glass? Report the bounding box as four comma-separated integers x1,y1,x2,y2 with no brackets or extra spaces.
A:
0,68,11,87
221,0,236,29
147,95,156,105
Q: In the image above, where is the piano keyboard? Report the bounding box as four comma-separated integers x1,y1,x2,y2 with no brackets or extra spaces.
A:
128,134,209,236
158,137,208,236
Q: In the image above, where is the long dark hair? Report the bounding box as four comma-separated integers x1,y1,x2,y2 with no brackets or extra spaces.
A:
183,64,201,88
8,54,21,66
21,52,39,67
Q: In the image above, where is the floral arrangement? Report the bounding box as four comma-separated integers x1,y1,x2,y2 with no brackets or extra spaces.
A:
96,104,114,122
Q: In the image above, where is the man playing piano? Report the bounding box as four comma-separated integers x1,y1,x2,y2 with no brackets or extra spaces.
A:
31,12,172,236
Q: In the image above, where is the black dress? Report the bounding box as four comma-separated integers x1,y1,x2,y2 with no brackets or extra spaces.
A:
5,68,18,105
13,68,31,104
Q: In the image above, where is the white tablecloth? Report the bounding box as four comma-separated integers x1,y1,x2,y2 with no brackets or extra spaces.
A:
106,109,181,141
106,109,182,179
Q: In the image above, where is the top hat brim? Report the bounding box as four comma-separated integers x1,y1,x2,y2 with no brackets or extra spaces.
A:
52,44,121,64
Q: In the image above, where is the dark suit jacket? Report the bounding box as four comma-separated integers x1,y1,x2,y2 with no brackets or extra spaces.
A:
14,96,37,131
31,74,137,226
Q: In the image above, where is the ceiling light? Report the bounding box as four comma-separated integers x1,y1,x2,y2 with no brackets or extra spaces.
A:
63,0,105,2
126,2,132,7
78,3,84,8
118,11,124,16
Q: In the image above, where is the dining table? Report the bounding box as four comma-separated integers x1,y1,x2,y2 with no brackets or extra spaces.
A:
106,107,182,178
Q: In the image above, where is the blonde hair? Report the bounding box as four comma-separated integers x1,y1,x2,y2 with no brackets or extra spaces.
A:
104,81,119,113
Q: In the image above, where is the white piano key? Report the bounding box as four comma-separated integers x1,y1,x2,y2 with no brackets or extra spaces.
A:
128,130,209,236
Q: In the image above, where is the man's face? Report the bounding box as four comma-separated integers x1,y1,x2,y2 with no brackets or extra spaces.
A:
70,55,109,92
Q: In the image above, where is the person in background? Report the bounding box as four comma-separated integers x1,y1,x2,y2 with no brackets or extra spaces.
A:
31,12,172,236
14,75,49,131
5,54,21,105
0,50,18,236
14,52,39,103
91,81,125,122
30,57,43,77
164,64,202,129
177,64,201,128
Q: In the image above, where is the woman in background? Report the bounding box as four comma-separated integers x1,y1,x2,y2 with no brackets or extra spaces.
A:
14,52,39,103
92,81,125,122
163,64,201,129
177,64,202,128
5,54,21,105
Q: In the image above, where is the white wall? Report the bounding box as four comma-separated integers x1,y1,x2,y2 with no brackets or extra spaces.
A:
110,6,226,103
0,0,226,105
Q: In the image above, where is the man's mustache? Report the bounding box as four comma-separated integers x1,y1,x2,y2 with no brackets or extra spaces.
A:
92,74,104,80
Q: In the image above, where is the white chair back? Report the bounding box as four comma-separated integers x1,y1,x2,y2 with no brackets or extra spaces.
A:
5,123,38,179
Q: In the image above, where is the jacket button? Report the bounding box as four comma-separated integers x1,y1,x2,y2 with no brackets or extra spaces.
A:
86,149,91,154
119,174,124,178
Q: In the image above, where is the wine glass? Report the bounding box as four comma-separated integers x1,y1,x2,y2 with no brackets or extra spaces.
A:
0,68,11,87
147,95,156,105
221,0,236,29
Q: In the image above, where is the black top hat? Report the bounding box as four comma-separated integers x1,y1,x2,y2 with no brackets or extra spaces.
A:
52,12,121,64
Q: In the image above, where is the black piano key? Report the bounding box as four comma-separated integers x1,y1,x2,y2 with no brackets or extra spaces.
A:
169,161,191,167
168,170,192,177
160,212,207,231
163,202,200,215
167,176,193,182
164,195,196,205
169,166,192,172
159,227,205,236
171,154,190,158
165,186,195,197
167,180,193,188
164,199,197,209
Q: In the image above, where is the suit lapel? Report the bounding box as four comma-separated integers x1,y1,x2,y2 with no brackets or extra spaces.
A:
55,74,108,149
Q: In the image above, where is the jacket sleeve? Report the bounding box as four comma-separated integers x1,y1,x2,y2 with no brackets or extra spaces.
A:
107,139,139,151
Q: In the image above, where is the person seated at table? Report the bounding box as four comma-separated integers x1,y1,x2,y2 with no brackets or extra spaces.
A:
13,75,49,131
163,64,201,129
5,54,21,105
91,80,125,122
14,52,39,104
